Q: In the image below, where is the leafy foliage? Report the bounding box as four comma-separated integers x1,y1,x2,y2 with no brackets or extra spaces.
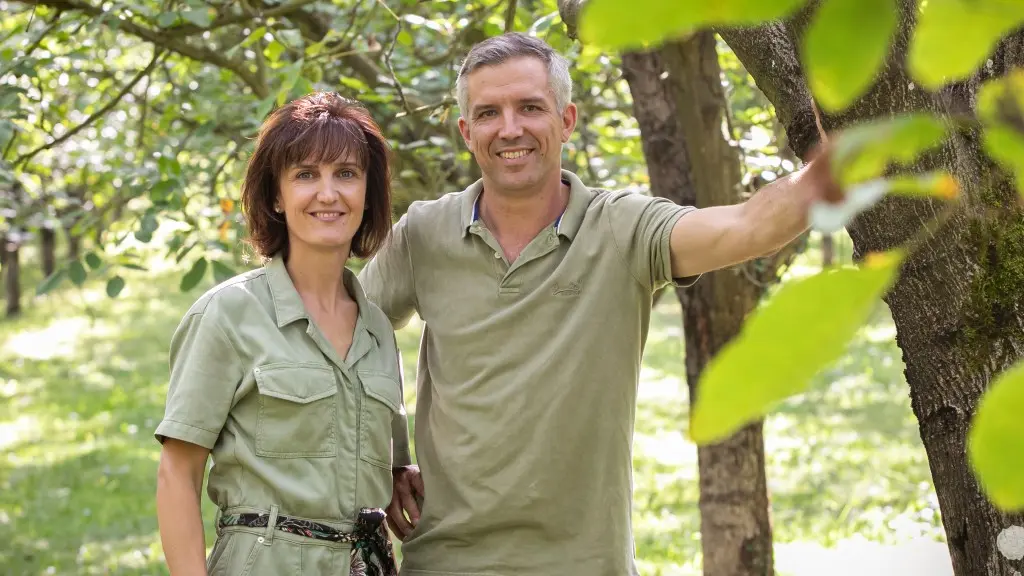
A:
578,0,1024,512
579,0,807,50
977,70,1024,199
909,0,1024,89
969,361,1024,511
803,0,896,112
690,251,904,444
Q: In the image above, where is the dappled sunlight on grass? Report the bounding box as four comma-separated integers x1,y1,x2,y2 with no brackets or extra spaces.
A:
0,268,215,575
632,295,944,573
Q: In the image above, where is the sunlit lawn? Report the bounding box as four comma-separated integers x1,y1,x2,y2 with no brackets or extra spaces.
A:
0,247,949,575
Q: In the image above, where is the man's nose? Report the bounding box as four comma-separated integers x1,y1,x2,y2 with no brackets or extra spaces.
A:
497,110,523,140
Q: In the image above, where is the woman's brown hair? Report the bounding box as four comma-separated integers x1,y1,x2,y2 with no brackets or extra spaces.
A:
240,92,392,260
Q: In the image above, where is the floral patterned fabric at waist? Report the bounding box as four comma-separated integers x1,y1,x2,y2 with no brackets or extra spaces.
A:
218,507,396,576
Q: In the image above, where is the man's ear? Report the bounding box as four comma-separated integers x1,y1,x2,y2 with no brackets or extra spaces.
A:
561,102,578,143
458,116,472,148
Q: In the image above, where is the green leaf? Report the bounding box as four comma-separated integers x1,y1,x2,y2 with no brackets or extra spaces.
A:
134,212,158,243
36,269,66,295
832,113,948,186
158,156,182,178
211,260,237,283
156,11,179,28
105,276,126,298
804,0,897,112
529,11,560,35
141,212,159,233
885,171,960,199
276,61,303,106
232,26,267,56
909,0,1024,90
175,241,197,263
180,257,208,292
689,250,904,445
119,262,149,272
977,70,1024,198
151,179,178,202
397,29,413,46
0,120,14,148
339,76,370,94
580,0,808,50
68,260,87,286
180,7,215,27
85,251,102,270
969,360,1024,511
265,40,286,63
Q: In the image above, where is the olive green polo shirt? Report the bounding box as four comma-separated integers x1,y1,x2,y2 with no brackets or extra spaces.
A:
155,255,411,575
359,169,695,576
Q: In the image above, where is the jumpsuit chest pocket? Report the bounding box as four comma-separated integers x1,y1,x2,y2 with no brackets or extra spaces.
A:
253,363,338,458
357,371,402,469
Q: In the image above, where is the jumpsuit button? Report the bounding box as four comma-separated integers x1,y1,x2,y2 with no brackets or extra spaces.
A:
494,252,501,259
257,536,265,543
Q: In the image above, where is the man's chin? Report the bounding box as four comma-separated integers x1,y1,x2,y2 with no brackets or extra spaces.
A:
489,172,541,193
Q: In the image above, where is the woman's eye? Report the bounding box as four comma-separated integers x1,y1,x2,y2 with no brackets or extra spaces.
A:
297,171,313,179
340,170,355,178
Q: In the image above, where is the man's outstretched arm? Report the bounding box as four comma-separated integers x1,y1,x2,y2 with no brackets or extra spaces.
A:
669,153,839,279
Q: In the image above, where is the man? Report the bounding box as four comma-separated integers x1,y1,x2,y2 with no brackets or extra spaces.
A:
360,32,839,576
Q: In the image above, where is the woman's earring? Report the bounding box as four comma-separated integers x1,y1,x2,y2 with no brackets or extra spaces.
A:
274,204,283,213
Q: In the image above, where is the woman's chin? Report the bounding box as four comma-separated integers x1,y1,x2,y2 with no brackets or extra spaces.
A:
292,236,355,256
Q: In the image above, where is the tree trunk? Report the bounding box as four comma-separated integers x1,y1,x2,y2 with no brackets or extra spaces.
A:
65,224,80,261
721,2,1024,574
41,226,56,277
622,32,775,576
821,233,834,267
3,234,20,317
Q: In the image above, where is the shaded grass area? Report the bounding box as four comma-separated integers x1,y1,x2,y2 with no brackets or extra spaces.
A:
631,297,943,575
0,257,943,575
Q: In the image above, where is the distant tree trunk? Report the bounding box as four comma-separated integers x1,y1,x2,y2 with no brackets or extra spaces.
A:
721,2,1024,573
41,226,56,277
821,234,834,267
3,234,21,317
621,33,775,576
65,223,80,261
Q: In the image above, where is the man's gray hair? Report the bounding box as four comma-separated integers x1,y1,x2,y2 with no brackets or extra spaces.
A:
456,33,573,117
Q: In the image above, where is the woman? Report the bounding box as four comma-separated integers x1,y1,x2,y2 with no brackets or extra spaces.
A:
155,92,409,576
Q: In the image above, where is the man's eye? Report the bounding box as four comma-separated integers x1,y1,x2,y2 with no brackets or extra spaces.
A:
524,105,539,112
479,110,496,118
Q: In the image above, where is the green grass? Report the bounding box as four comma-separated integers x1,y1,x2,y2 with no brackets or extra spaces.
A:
0,247,944,575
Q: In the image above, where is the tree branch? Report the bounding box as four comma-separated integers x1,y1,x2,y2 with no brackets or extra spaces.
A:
163,0,321,37
14,48,166,167
717,24,820,159
20,0,269,98
505,0,517,32
375,0,415,116
0,10,65,78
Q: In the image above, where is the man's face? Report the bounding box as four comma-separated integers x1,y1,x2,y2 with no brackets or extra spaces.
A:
458,57,577,195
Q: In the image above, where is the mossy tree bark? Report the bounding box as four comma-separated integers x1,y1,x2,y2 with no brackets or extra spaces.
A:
718,3,1024,574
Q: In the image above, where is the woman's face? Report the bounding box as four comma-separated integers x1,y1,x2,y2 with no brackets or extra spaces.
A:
277,151,367,257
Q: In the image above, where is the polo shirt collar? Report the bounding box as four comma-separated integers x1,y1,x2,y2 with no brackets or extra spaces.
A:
265,254,384,343
460,169,592,241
